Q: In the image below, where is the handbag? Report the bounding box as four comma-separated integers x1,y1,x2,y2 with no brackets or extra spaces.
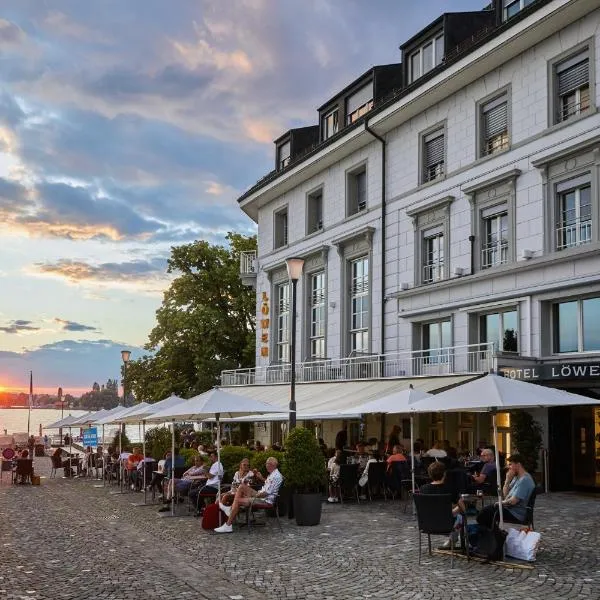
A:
505,528,541,561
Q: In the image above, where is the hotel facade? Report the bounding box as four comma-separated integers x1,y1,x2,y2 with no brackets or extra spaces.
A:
225,0,600,491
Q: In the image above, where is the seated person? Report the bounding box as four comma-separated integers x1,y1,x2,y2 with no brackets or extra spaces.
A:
386,445,407,472
358,450,382,500
477,453,535,529
218,458,254,506
126,447,144,489
468,448,497,493
424,441,447,458
215,457,283,533
158,456,207,511
327,450,343,503
355,443,369,472
189,451,223,513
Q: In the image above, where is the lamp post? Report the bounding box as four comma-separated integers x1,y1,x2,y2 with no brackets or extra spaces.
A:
286,257,304,431
121,349,131,407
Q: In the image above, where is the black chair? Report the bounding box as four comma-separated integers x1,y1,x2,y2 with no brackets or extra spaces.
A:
366,462,387,501
50,454,62,478
336,464,360,503
445,468,470,504
245,485,284,533
503,487,537,529
13,459,33,484
413,493,468,568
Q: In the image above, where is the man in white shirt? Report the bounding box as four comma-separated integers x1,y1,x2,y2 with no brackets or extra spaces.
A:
424,441,447,458
215,457,283,533
189,451,223,513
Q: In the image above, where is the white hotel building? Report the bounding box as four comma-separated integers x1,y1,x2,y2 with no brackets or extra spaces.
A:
224,0,600,491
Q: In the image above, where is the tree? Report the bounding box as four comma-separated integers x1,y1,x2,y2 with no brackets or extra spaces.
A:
127,232,257,402
510,410,543,474
78,379,120,410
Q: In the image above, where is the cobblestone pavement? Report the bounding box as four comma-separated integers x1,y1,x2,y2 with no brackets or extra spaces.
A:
0,457,598,600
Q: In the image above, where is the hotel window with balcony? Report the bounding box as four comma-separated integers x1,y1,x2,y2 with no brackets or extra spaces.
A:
347,164,367,216
480,92,509,157
482,209,508,269
307,188,323,235
503,0,534,20
273,207,288,249
277,140,291,170
275,282,290,363
349,256,369,354
480,309,518,353
322,109,339,140
553,297,600,353
422,319,451,364
309,271,326,359
409,34,444,83
346,84,373,125
552,47,591,124
556,178,592,250
422,229,444,283
421,128,445,184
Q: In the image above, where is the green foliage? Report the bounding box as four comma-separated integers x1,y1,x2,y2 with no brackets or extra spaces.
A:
251,450,285,477
179,448,199,467
76,379,120,410
282,428,326,493
219,446,254,483
144,426,173,460
510,410,543,473
125,233,257,402
111,429,132,452
194,430,213,448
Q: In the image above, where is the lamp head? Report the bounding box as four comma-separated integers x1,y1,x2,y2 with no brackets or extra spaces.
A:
286,257,305,281
121,349,131,364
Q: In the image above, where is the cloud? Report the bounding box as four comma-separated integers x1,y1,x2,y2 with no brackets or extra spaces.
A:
0,319,40,334
54,318,97,332
0,19,25,46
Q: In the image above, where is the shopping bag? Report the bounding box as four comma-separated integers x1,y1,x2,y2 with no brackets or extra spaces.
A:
505,528,541,561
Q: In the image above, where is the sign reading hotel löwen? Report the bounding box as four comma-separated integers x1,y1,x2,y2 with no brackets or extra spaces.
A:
500,363,600,381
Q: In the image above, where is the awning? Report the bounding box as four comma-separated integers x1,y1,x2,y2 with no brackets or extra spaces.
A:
217,375,478,416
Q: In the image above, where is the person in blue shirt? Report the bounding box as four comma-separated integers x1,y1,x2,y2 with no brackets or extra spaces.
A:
476,453,535,529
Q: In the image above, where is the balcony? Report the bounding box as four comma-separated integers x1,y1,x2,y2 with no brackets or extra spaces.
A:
221,342,495,386
240,251,258,287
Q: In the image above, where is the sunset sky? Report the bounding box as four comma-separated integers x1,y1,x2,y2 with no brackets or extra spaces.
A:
0,0,483,395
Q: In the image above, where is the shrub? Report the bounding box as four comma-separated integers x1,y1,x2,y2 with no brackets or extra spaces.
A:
144,426,173,460
194,430,213,448
111,429,132,452
510,410,543,473
179,448,199,467
251,450,285,477
219,446,254,483
282,428,326,493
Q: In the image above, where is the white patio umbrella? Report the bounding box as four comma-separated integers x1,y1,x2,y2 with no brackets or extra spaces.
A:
409,373,600,528
45,414,83,476
117,394,187,504
87,405,125,486
146,388,282,517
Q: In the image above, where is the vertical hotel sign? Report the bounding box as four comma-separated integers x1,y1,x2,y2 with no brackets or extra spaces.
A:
260,291,269,357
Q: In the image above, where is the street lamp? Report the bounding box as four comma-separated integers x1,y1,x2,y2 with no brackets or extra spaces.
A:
121,349,131,407
286,257,304,431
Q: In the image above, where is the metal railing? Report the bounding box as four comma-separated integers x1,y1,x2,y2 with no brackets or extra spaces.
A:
240,251,258,275
556,220,592,250
481,240,508,269
221,342,495,386
423,262,444,284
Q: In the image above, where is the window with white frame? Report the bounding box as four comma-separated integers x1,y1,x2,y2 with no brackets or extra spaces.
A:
409,34,444,83
349,256,369,353
346,84,373,125
480,93,509,156
422,319,451,363
555,176,591,250
309,271,326,359
480,309,518,352
322,109,339,140
274,208,288,249
553,48,590,124
422,229,444,283
503,0,534,20
422,128,445,183
553,297,600,353
275,282,290,362
347,165,367,216
307,188,323,235
277,140,291,170
482,210,508,269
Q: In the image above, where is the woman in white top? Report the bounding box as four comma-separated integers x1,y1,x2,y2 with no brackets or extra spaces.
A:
218,458,253,506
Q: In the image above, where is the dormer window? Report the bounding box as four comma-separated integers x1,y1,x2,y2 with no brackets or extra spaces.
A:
409,33,444,83
346,84,373,125
322,109,339,140
503,0,534,21
277,140,291,170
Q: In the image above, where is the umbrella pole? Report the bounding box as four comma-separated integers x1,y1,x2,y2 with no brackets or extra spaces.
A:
119,425,123,492
142,420,147,504
102,424,106,487
171,421,175,516
410,415,416,515
69,426,72,477
216,414,221,527
493,411,503,530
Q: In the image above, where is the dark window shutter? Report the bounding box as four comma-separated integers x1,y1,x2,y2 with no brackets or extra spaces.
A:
557,59,589,96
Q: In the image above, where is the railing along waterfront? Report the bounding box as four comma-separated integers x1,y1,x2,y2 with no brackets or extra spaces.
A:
221,342,495,386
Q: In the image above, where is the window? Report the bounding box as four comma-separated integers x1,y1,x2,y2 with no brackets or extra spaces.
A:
349,257,369,353
346,84,373,125
553,297,600,353
278,140,291,170
322,109,338,140
480,93,509,156
274,208,288,249
422,128,445,183
482,211,508,268
309,271,326,359
555,177,591,250
307,189,323,234
409,34,444,83
503,0,534,20
423,320,451,363
422,230,444,283
553,49,590,124
480,309,518,352
275,283,290,362
347,165,367,216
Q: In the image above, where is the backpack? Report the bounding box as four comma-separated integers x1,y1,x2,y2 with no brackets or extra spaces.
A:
201,502,227,530
474,516,507,561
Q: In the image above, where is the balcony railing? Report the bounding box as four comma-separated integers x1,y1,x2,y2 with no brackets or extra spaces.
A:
556,219,592,250
423,261,444,284
481,240,508,269
221,342,495,386
240,251,258,275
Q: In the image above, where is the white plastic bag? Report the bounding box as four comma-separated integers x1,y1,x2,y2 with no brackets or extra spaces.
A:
505,528,541,561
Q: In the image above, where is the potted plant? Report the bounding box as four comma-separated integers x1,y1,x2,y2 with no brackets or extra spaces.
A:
283,427,326,526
